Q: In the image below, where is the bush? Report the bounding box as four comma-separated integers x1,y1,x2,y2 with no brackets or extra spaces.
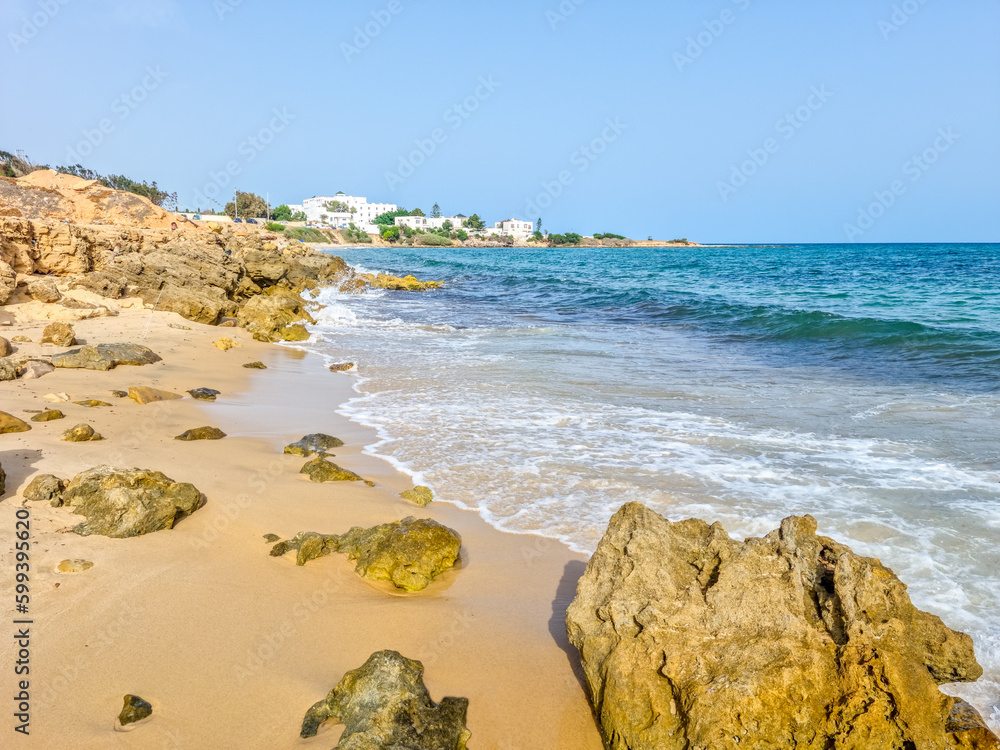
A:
381,226,401,243
549,233,583,246
418,233,453,247
532,231,543,242
265,222,286,232
594,232,626,240
454,229,469,241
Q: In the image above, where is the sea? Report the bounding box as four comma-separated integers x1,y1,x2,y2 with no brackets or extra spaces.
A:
302,242,1000,727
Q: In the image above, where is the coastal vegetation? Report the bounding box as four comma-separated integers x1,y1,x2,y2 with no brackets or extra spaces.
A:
224,191,268,220
271,204,307,222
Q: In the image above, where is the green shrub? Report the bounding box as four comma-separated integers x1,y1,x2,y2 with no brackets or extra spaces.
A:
418,233,453,247
284,227,329,244
381,226,401,242
265,222,286,232
454,229,469,241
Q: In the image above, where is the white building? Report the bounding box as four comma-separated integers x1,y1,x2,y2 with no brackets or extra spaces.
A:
394,215,467,232
494,218,534,239
292,192,398,233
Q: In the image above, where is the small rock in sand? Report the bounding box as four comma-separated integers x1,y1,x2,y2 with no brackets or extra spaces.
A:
175,427,227,441
11,336,32,343
400,486,434,507
57,559,93,573
0,412,31,434
75,400,112,408
40,322,77,347
23,474,67,503
43,392,70,403
300,457,363,483
31,409,65,422
128,386,183,405
243,361,267,369
63,424,103,442
328,362,356,372
110,390,129,398
118,695,153,726
263,533,281,543
0,358,19,381
21,360,55,379
284,434,344,457
187,388,220,401
168,323,191,331
215,337,241,351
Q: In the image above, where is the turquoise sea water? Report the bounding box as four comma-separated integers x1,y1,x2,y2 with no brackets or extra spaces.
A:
305,243,1000,727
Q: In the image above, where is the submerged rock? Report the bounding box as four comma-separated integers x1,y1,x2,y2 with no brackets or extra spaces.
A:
300,650,470,748
0,411,32,434
400,486,434,507
565,503,1000,750
128,386,183,405
30,409,65,423
187,388,220,401
40,321,76,346
284,433,344,457
328,362,355,372
63,423,104,442
118,695,153,726
272,518,462,591
23,474,66,504
300,456,363,483
175,426,227,441
57,559,93,573
57,465,205,538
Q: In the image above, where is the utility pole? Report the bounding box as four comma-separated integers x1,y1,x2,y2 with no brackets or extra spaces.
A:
234,189,238,220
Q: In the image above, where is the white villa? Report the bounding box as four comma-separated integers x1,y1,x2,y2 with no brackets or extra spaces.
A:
287,192,397,233
394,215,468,232
494,218,534,239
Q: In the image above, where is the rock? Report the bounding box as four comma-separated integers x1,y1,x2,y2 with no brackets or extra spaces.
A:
40,321,77,346
0,337,11,356
263,533,281,543
27,278,62,303
243,361,267,369
110,390,129,398
300,456,362,483
57,559,93,573
335,517,462,591
21,360,55,379
236,289,316,342
0,462,5,497
167,323,191,331
0,261,15,304
564,504,999,750
218,317,238,328
284,433,344,457
175,426,226,441
338,278,367,295
128,386,183,405
215,337,241,351
63,423,104,442
43,392,70,403
57,465,205,538
0,411,31,434
187,388,220,401
948,700,1000,749
23,474,67,503
400,486,434,507
328,362,355,372
30,409,65,422
11,335,32,343
0,357,19,381
118,695,153,726
272,518,462,591
300,651,471,748
51,343,161,371
74,399,111,408
358,273,444,292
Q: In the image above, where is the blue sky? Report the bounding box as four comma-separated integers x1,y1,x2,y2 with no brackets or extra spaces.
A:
2,0,998,243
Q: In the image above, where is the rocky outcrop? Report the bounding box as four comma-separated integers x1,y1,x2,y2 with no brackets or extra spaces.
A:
300,457,362,483
400,486,434,507
271,518,462,592
236,288,316,342
0,411,31,434
128,386,182,405
300,651,470,749
52,343,160,371
118,695,153,726
23,474,66,503
63,424,104,442
55,465,205,538
40,321,76,346
357,273,444,292
175,427,226,441
565,503,999,750
284,433,344,457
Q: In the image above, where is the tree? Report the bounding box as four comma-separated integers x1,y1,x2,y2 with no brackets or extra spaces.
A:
373,209,410,227
381,226,401,242
455,229,469,241
272,204,294,221
410,208,426,217
224,191,268,219
442,220,454,232
463,213,486,231
536,218,542,234
431,203,442,218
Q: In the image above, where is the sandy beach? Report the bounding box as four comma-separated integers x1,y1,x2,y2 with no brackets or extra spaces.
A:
0,308,604,749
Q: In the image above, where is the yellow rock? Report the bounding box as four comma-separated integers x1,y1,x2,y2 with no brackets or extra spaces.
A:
57,559,94,573
215,337,242,351
207,222,223,234
128,386,184,405
0,411,31,434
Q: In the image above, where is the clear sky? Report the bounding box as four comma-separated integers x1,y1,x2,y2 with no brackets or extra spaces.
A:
2,0,998,243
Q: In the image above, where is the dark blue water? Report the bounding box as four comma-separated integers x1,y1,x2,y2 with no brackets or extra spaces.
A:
305,243,1000,727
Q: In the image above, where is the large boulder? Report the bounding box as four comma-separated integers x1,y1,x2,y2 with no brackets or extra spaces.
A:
55,466,205,538
0,337,11,357
23,474,66,503
271,517,462,592
300,456,362,483
565,503,999,750
300,650,470,749
51,343,158,371
236,289,316,342
96,343,161,366
27,277,62,303
0,411,31,434
40,321,77,346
